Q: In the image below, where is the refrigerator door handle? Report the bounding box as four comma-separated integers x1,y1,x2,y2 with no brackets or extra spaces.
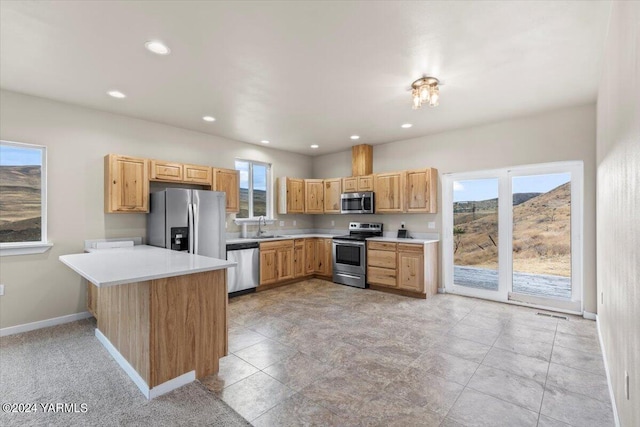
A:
193,203,199,255
188,203,194,254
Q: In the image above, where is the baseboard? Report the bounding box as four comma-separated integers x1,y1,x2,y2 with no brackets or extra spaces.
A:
583,311,597,320
0,311,93,337
95,329,195,400
596,315,621,427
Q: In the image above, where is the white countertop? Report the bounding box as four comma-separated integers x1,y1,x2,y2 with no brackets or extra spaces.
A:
60,245,236,287
226,234,338,244
366,237,439,244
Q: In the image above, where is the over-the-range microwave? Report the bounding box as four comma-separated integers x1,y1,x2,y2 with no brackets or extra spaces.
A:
340,192,374,214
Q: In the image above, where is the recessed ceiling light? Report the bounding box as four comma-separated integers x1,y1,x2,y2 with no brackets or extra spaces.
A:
107,90,126,99
202,116,216,122
261,140,270,144
350,135,360,140
401,123,413,128
310,144,319,149
145,41,171,55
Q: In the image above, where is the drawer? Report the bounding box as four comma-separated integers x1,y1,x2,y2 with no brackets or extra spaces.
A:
367,249,397,269
260,239,294,250
398,243,423,253
294,239,304,246
367,266,397,287
367,241,397,251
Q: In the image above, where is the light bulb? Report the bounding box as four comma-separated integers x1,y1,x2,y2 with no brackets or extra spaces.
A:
412,89,421,109
429,86,439,107
419,85,430,102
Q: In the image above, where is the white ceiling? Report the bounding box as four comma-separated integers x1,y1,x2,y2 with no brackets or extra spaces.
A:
0,1,611,156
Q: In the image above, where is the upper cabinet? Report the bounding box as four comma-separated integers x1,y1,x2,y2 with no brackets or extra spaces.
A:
374,171,404,213
406,168,438,213
304,179,324,214
150,160,183,182
342,175,374,193
277,177,305,214
212,168,240,213
185,164,212,185
104,154,149,213
323,178,342,213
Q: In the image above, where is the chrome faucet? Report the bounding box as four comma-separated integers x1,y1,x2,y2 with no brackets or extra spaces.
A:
257,216,265,236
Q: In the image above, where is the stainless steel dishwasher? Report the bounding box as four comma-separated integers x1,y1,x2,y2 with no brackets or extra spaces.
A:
226,241,260,297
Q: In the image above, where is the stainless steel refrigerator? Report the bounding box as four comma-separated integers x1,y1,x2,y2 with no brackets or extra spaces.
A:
147,189,226,260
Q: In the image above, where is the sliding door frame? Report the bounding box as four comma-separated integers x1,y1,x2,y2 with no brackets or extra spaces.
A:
442,161,584,314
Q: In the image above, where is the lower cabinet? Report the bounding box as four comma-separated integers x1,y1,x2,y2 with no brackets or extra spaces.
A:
366,241,438,297
259,238,333,287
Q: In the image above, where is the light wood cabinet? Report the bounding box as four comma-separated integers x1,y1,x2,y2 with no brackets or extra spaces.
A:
305,239,316,275
304,179,324,214
366,241,397,288
293,240,305,278
342,175,374,193
277,177,305,214
150,160,183,182
185,164,212,185
313,238,332,277
323,178,342,213
212,168,240,213
405,168,438,213
87,282,98,319
397,244,424,292
374,172,404,213
260,240,296,285
105,154,149,213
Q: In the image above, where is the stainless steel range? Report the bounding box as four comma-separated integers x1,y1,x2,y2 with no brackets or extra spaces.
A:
332,222,383,288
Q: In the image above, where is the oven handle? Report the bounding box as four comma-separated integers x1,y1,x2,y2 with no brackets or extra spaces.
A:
333,240,366,247
335,272,363,280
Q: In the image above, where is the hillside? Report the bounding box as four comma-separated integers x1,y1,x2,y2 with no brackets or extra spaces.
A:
454,183,571,277
0,165,41,242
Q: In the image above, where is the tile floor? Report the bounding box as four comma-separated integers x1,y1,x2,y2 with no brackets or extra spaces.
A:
200,279,614,427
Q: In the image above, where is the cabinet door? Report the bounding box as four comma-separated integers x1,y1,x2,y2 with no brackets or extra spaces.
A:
213,168,240,213
398,250,424,292
305,239,316,274
288,178,305,213
260,249,277,285
357,175,374,191
405,168,438,213
342,177,358,193
304,179,324,214
184,164,212,185
105,154,149,213
323,178,342,213
367,266,397,288
277,247,295,281
150,160,183,182
293,241,305,278
314,238,327,275
374,172,404,213
324,238,333,277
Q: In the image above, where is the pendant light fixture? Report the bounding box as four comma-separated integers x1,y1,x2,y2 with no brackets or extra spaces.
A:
411,76,440,109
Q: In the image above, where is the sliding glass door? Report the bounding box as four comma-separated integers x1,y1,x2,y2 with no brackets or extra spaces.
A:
443,162,583,313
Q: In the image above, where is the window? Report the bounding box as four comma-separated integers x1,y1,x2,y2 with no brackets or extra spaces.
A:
0,140,51,255
234,159,271,218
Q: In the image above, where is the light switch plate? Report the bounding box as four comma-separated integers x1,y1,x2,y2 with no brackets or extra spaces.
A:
428,222,436,229
331,220,335,226
279,221,285,226
293,220,296,226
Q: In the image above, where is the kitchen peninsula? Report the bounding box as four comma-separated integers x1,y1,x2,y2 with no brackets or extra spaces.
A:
59,245,236,399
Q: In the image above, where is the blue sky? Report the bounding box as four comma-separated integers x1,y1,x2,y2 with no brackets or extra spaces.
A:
454,173,570,202
0,145,42,166
235,161,267,190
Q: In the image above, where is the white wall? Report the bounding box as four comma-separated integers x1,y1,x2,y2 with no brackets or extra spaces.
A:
0,90,314,329
596,2,640,425
313,104,597,313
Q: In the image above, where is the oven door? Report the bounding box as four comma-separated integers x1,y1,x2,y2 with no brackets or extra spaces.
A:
332,240,365,275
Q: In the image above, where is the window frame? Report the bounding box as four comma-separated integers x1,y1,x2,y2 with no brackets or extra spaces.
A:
0,140,52,256
234,158,273,219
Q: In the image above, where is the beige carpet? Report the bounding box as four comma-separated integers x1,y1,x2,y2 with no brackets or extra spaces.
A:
0,318,251,427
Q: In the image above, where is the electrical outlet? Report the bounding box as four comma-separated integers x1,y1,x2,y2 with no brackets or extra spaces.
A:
331,220,335,226
428,222,435,229
279,221,285,226
625,371,630,399
293,220,296,226
0,284,4,296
